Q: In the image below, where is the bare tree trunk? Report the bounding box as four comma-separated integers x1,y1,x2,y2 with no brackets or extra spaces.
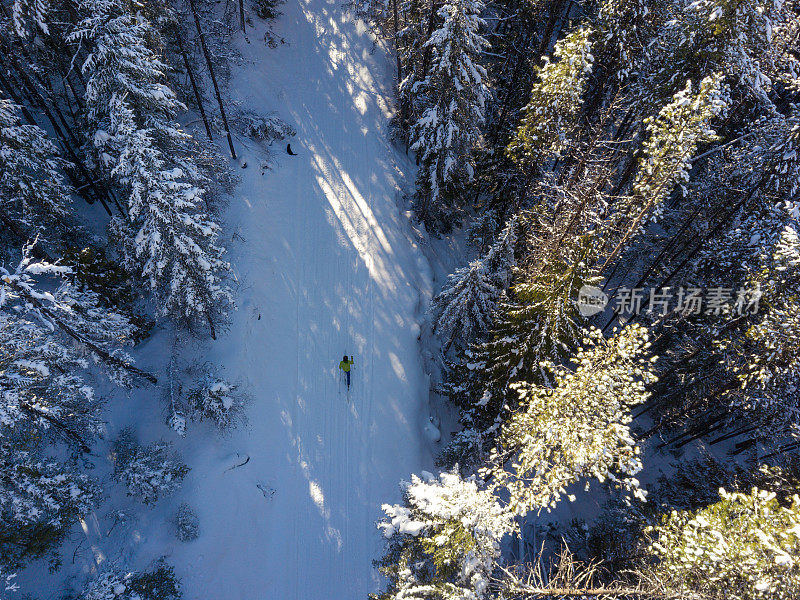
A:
490,33,531,146
536,0,566,58
187,0,237,159
392,0,402,83
20,403,93,453
0,67,116,216
239,0,246,34
176,31,214,141
420,0,440,80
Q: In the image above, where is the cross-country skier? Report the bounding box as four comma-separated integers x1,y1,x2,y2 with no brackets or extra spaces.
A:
339,355,354,389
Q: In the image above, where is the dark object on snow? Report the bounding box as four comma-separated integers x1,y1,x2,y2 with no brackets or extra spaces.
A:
287,143,298,155
241,161,248,169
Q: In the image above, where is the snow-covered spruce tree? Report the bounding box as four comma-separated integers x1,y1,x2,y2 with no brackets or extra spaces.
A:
432,215,518,352
645,488,800,600
0,246,139,564
373,469,513,600
489,325,656,514
411,0,488,232
443,238,600,436
0,244,142,388
0,447,99,567
0,97,70,243
506,27,594,167
431,259,501,351
70,0,233,337
482,214,518,288
394,0,428,142
112,428,189,505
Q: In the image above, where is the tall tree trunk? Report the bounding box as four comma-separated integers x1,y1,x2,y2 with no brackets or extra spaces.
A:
420,0,440,80
536,0,566,58
392,0,402,83
187,0,237,159
0,67,116,216
490,33,531,146
176,31,213,141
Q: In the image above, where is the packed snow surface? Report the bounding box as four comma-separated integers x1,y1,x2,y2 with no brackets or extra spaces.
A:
166,1,433,597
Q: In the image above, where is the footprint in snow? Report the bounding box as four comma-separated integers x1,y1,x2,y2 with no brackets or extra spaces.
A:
256,482,276,500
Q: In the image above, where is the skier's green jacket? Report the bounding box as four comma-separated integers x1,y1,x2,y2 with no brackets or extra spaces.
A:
339,357,354,372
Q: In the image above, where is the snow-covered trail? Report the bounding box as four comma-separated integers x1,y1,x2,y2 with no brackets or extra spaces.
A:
173,1,432,597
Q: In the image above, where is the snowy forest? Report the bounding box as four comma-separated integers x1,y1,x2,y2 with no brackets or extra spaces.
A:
1,0,799,597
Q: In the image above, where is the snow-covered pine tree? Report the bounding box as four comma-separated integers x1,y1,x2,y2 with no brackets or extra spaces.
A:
112,428,189,505
373,469,513,600
410,0,488,232
646,488,800,600
601,73,729,271
70,0,233,337
645,108,800,447
685,0,797,108
0,97,70,245
506,27,594,167
596,0,652,81
444,238,600,432
490,325,656,514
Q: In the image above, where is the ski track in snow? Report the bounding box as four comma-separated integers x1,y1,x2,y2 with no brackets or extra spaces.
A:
171,1,432,598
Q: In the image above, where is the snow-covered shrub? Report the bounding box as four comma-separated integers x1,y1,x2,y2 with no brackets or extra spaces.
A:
374,469,513,600
112,429,189,505
126,562,181,600
646,488,800,600
252,0,283,21
237,111,295,143
185,372,247,430
80,562,181,600
172,503,199,542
